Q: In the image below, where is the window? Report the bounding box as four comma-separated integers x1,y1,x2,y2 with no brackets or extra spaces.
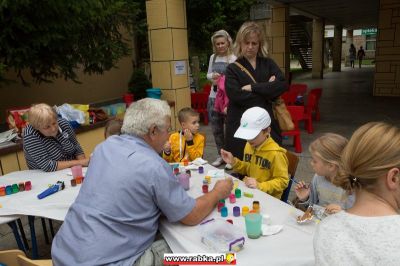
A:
366,34,376,51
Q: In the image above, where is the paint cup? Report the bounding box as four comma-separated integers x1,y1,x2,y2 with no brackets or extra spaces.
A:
217,202,225,212
221,206,228,217
229,193,236,203
198,166,204,174
233,206,241,217
235,188,241,198
202,184,208,193
71,165,83,178
242,206,249,216
177,173,190,190
244,213,262,239
253,201,260,213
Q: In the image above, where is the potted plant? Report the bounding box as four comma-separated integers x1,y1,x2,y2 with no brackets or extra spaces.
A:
128,68,152,101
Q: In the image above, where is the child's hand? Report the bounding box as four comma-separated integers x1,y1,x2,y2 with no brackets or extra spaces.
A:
241,84,252,91
268,75,276,82
183,129,193,141
212,72,221,81
244,176,258,189
220,149,234,165
223,107,227,115
325,204,342,214
294,181,310,201
163,141,171,153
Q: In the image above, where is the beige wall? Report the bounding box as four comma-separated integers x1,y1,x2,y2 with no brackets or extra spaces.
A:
0,51,132,124
374,0,400,96
270,5,290,79
146,0,190,130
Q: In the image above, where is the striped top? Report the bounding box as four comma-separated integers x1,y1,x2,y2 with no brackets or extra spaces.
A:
23,118,84,172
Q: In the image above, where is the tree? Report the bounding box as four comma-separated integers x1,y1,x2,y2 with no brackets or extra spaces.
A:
0,0,139,85
186,0,256,53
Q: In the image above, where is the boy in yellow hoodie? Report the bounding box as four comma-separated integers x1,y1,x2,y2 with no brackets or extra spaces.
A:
163,107,205,162
221,107,289,199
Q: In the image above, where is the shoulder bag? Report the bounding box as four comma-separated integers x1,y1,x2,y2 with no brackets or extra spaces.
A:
234,62,294,131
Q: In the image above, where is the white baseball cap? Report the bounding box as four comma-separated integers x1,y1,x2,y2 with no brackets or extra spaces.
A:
234,107,271,140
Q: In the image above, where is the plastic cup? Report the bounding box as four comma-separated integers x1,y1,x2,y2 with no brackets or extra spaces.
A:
245,213,262,239
71,165,83,178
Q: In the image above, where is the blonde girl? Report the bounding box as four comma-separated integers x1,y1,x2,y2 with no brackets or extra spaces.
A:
295,133,354,213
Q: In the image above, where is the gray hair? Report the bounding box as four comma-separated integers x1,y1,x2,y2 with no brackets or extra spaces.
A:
28,103,58,129
121,98,171,137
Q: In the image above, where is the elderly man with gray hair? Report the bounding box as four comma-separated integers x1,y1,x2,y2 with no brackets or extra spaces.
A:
52,98,233,266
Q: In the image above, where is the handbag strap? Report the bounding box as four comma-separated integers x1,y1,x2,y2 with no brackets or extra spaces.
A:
234,62,256,83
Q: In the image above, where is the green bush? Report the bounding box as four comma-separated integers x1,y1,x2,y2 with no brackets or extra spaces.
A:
128,69,152,100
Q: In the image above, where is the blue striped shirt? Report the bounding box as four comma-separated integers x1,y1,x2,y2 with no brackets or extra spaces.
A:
23,118,84,172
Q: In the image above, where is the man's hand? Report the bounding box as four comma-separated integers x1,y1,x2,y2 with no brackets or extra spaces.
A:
212,178,234,200
220,149,234,165
244,176,258,189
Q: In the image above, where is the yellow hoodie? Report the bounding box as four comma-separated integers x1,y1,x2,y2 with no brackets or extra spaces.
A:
163,131,205,163
232,136,289,199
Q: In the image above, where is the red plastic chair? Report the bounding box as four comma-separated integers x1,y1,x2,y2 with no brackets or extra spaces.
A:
202,83,212,95
281,91,297,106
281,106,304,153
302,93,317,134
309,88,322,121
289,84,307,96
191,93,209,125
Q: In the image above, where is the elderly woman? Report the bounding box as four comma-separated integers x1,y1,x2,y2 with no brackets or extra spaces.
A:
314,122,400,265
225,21,288,159
23,103,89,172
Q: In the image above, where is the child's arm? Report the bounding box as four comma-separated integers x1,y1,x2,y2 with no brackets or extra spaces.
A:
186,132,204,161
256,153,289,195
220,149,250,175
296,174,319,207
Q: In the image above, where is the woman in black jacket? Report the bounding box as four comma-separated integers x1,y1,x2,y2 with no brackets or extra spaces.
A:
225,21,288,159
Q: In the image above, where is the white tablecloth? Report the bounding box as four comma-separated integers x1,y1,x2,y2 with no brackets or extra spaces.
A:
160,164,316,266
0,169,83,222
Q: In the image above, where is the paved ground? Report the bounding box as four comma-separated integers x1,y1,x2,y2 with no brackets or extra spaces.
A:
1,65,399,259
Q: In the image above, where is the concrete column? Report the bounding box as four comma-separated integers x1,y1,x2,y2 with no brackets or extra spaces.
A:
374,0,400,96
332,25,343,72
344,29,354,67
270,5,290,81
146,0,190,129
312,18,324,79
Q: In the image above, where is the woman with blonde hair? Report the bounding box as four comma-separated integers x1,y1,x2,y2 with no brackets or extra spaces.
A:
314,122,400,265
23,103,89,172
225,21,287,160
206,29,237,168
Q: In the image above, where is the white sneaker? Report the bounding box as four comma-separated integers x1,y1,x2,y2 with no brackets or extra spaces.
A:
225,163,233,170
211,157,224,167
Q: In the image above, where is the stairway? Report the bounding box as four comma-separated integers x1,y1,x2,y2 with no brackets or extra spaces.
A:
290,17,312,70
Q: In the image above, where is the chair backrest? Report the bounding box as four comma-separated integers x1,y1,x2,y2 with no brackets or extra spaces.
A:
190,93,208,110
17,255,53,266
281,91,297,105
281,151,299,202
289,84,307,96
286,105,304,130
0,249,25,266
309,88,322,101
202,83,212,95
